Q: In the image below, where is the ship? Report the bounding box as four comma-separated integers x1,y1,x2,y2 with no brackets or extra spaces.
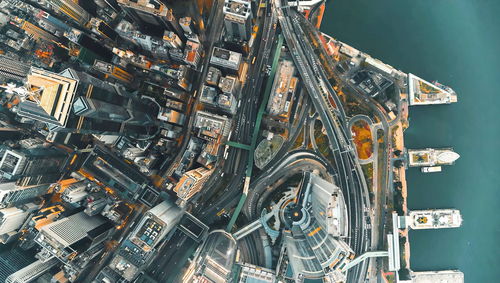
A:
421,166,442,173
407,148,460,167
408,209,462,229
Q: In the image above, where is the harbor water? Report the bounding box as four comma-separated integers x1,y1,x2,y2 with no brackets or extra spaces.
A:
320,0,500,281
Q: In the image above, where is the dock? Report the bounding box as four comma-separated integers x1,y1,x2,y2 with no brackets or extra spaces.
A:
411,270,464,283
408,73,458,105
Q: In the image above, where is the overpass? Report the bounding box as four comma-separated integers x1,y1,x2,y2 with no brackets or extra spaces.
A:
274,1,371,281
225,34,284,232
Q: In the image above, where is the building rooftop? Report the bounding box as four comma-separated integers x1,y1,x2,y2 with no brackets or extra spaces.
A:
219,76,237,94
23,67,79,127
192,230,237,283
224,0,252,17
210,47,242,70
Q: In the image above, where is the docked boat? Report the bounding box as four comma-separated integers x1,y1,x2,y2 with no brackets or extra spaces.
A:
421,166,442,173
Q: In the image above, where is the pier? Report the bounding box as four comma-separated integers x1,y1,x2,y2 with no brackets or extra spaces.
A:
408,74,458,105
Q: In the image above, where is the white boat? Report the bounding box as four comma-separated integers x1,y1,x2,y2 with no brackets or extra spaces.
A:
421,166,442,173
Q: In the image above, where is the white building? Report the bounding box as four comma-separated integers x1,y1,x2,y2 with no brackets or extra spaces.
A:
210,47,242,71
5,258,59,283
0,182,50,208
223,0,252,41
163,30,183,49
0,207,29,242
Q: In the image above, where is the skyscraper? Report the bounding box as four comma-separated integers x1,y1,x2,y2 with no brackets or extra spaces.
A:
117,0,182,36
5,258,58,283
34,212,113,263
0,207,29,240
0,140,68,186
223,0,253,41
46,0,90,26
15,67,157,137
11,17,58,43
0,183,50,208
173,167,213,204
0,55,30,82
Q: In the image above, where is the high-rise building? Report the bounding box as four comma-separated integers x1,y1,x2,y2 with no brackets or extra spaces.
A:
179,17,193,34
92,60,134,84
173,167,213,203
206,67,222,86
189,231,237,283
183,40,202,68
0,183,50,208
163,31,183,49
10,17,58,43
210,47,242,72
0,247,35,283
103,200,183,282
0,55,30,82
15,67,157,137
223,0,253,41
65,29,114,64
193,111,232,141
79,145,154,204
46,0,91,26
219,75,238,95
5,258,58,283
0,140,68,186
0,207,29,240
117,0,182,36
129,200,183,252
34,212,113,263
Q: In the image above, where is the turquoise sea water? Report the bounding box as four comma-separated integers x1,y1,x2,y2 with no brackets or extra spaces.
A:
320,0,500,281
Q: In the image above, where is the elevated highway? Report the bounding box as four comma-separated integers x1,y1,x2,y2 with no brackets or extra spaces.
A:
274,0,371,281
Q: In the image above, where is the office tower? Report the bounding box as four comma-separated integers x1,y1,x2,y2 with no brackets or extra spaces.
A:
190,231,237,283
0,207,29,239
210,47,242,72
0,183,50,208
46,0,90,26
173,167,213,203
219,76,238,96
60,181,88,204
165,65,192,91
10,17,58,43
79,145,153,204
183,40,201,68
92,60,134,84
35,212,113,263
129,200,183,251
0,55,30,82
223,0,253,41
179,17,193,34
0,140,68,186
104,200,182,282
193,111,232,141
206,67,222,86
65,29,114,64
0,247,35,283
5,257,58,283
117,0,182,36
15,67,157,137
163,31,183,49
169,48,184,63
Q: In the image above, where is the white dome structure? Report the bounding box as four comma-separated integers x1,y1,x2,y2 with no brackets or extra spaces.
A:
437,151,460,163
